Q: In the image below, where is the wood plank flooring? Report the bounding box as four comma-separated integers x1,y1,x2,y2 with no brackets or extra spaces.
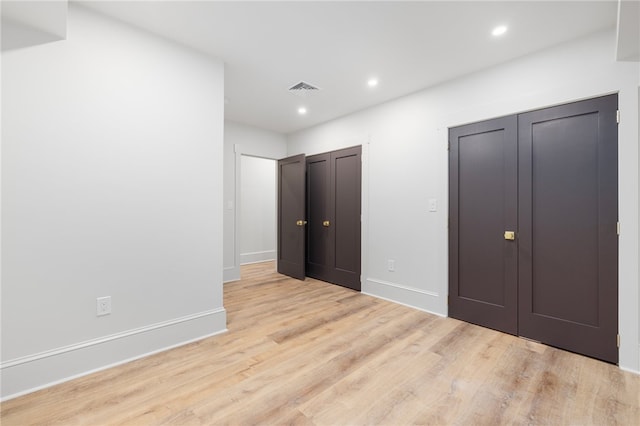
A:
2,261,639,425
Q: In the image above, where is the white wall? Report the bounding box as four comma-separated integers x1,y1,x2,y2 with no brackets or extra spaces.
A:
240,156,276,264
223,121,286,281
1,4,226,399
288,29,640,373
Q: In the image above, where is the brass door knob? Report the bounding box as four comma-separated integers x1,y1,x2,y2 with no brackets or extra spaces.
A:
296,220,307,226
504,231,515,240
323,221,330,227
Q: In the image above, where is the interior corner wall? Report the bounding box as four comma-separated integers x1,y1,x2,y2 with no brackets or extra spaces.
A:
287,29,640,373
1,4,226,400
223,121,287,282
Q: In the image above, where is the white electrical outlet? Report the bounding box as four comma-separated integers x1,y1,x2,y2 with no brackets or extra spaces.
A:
428,198,438,212
388,259,395,272
96,296,111,316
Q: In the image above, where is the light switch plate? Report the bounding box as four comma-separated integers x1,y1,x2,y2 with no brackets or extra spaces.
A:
428,198,437,212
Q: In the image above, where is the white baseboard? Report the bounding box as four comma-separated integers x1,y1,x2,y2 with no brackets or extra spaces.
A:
224,266,240,283
240,250,276,265
363,278,445,317
0,308,227,401
623,345,640,375
620,365,640,375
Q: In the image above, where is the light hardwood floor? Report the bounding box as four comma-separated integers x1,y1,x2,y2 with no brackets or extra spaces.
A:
2,261,639,425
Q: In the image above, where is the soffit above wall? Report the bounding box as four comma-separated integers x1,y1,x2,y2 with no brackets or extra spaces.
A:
616,0,640,61
1,0,68,51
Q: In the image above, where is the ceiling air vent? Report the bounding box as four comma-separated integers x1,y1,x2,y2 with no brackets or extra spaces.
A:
288,81,320,92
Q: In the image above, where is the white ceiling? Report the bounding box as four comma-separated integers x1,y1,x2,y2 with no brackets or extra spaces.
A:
40,2,626,133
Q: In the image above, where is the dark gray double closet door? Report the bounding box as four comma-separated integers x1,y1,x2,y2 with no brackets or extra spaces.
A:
449,95,618,363
277,146,361,291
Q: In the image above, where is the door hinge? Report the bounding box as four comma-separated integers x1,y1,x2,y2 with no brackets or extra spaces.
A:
617,222,620,235
616,110,620,124
617,334,620,348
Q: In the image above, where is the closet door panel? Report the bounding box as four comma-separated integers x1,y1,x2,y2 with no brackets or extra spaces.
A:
449,116,518,335
277,154,306,280
331,146,361,291
518,94,618,363
306,153,332,282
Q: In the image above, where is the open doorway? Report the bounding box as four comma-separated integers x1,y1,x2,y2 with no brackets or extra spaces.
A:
239,155,277,269
237,154,277,278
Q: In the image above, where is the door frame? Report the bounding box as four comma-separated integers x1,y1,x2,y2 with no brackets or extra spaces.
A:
227,144,281,282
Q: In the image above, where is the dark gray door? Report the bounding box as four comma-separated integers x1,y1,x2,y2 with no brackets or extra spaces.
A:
306,146,362,291
330,146,362,291
449,94,618,363
306,153,331,281
277,154,306,280
518,95,618,363
449,116,519,335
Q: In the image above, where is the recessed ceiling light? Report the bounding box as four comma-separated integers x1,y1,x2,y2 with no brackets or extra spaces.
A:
298,107,307,115
367,78,379,87
492,25,508,37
